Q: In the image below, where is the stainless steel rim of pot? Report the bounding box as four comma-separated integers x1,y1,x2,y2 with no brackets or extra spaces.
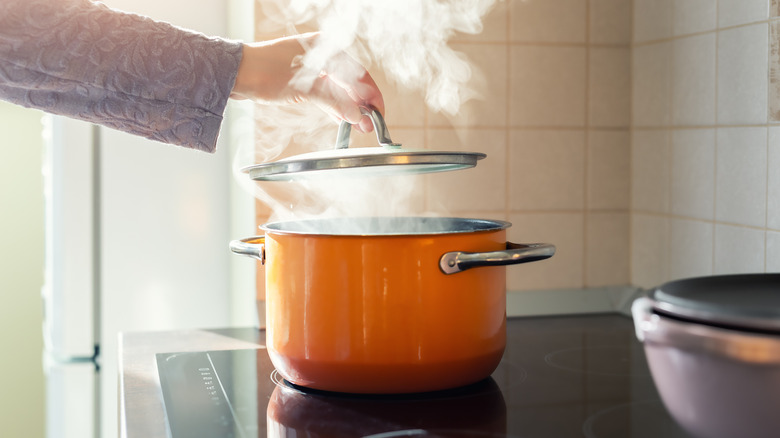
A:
260,217,511,236
228,217,555,274
242,106,486,181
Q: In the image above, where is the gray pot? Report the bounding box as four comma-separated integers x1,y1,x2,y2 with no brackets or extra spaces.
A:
632,274,780,438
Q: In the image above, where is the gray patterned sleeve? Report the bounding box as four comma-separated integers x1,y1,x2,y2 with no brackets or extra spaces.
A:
0,0,243,152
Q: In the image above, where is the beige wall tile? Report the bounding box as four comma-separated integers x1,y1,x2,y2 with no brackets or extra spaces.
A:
632,43,671,127
673,0,717,36
510,46,587,127
453,1,508,43
631,214,670,288
371,70,426,128
510,0,587,43
507,212,585,290
586,212,630,286
669,218,714,280
717,24,769,125
428,44,508,128
588,131,630,210
457,211,508,222
672,34,716,126
715,127,767,228
769,127,780,230
426,128,506,213
509,130,586,210
670,129,715,220
718,0,769,28
632,130,670,213
634,0,673,43
589,48,631,128
590,0,632,45
714,224,766,274
774,0,780,16
767,231,780,271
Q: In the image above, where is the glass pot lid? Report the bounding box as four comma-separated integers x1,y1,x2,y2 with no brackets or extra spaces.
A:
242,107,486,181
650,273,780,333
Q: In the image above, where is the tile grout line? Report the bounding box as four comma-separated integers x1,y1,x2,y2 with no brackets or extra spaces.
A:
712,1,719,275
583,0,591,288
765,16,773,272
451,40,630,49
632,123,780,130
628,0,636,286
633,17,780,48
766,129,770,273
666,1,674,283
629,209,780,233
421,124,779,131
505,0,512,228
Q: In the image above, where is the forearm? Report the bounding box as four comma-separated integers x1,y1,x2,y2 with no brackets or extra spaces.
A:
0,0,243,152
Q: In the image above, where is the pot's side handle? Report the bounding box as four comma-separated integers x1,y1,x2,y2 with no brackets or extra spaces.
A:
439,242,555,275
229,236,266,264
631,296,658,342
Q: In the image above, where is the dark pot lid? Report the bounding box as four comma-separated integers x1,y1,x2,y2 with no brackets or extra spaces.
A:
650,274,780,333
242,107,486,181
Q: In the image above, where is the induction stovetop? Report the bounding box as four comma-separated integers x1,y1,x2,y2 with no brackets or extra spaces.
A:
156,314,693,438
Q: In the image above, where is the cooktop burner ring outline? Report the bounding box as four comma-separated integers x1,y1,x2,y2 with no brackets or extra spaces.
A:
543,345,653,377
487,358,528,391
361,429,518,438
268,355,530,399
581,399,689,438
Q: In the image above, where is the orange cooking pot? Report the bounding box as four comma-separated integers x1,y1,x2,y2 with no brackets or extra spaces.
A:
230,216,554,394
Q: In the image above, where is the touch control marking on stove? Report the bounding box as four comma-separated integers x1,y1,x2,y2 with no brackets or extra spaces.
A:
204,353,246,438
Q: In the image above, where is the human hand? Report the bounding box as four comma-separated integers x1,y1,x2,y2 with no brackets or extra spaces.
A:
230,32,384,133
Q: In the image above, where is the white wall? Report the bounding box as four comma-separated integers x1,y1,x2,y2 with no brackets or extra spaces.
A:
97,2,241,437
0,102,45,437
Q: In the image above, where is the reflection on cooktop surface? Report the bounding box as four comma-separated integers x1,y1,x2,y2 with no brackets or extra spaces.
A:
156,314,693,438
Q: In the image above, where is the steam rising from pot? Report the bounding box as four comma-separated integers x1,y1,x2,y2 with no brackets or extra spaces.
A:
234,0,496,225
258,0,495,114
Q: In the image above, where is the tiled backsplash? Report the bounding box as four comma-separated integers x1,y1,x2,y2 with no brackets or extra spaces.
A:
251,0,779,296
632,0,780,288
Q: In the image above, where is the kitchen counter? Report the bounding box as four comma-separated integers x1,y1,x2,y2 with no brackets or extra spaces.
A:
119,314,692,438
119,327,263,438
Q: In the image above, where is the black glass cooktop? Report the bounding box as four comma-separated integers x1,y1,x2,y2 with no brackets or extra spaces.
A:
156,314,693,438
